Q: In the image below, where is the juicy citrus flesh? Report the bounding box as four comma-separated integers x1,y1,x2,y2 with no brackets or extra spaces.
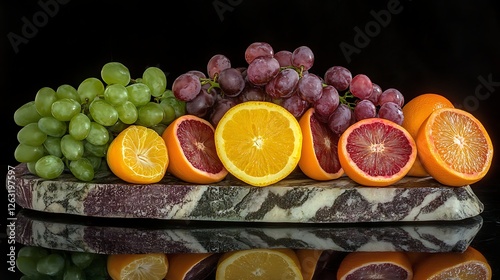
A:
215,101,302,187
107,253,169,280
299,108,343,181
215,249,302,280
338,118,416,187
337,251,413,280
107,125,169,184
416,108,493,186
426,262,491,280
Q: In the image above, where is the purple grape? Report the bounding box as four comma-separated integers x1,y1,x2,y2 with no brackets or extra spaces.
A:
313,85,339,122
239,84,269,102
246,56,281,86
291,46,314,71
172,73,202,101
328,103,352,135
265,68,299,99
324,66,352,91
354,99,377,121
350,74,373,100
207,54,231,79
186,70,206,79
367,83,382,104
209,98,239,127
378,101,404,125
297,73,323,103
378,88,404,107
281,93,310,118
185,88,216,118
244,42,274,64
218,68,245,97
274,50,293,67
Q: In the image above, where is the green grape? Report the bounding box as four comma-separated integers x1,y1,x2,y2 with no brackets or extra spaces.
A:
64,265,86,280
85,155,102,171
161,89,175,99
83,254,108,279
15,144,45,163
126,82,151,106
142,66,167,97
86,122,109,146
104,83,128,106
43,136,63,157
137,102,164,127
115,100,138,124
84,141,108,157
56,84,81,103
51,98,81,121
19,246,50,259
36,253,65,276
77,77,104,104
61,134,84,161
17,256,44,278
101,61,131,86
89,99,118,126
159,100,176,125
38,116,67,137
71,251,95,269
17,123,47,146
69,113,91,140
150,123,167,135
160,96,186,118
27,161,38,175
108,120,129,134
69,158,94,181
34,87,58,117
35,155,64,179
14,101,43,126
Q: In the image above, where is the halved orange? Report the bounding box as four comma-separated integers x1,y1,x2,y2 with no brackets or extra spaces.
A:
107,125,169,184
337,251,413,280
338,118,417,187
298,108,343,181
416,107,493,186
107,253,169,280
165,253,218,280
412,246,492,280
214,101,302,187
162,115,228,184
215,248,302,280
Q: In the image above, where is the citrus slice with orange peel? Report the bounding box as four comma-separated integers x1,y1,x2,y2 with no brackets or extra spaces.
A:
412,246,492,280
214,101,302,187
402,93,454,177
165,253,218,280
215,248,302,280
162,115,228,184
416,107,493,186
298,107,343,181
337,251,413,280
296,249,333,280
107,125,169,184
338,117,417,187
107,253,169,280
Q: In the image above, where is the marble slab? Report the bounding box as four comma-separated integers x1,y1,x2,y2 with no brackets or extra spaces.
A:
11,163,484,223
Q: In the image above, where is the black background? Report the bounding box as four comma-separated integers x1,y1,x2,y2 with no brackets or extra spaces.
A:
2,0,500,278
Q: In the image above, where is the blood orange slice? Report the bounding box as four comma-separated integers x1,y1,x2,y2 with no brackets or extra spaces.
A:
338,118,417,187
337,251,413,280
298,108,344,181
162,115,228,184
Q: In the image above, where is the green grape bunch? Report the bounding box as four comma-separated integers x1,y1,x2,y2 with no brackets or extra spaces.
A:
13,62,186,181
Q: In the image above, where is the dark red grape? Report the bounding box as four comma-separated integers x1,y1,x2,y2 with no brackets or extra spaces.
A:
172,73,202,102
246,56,281,86
297,73,323,103
207,54,231,79
244,42,274,64
292,46,314,71
378,101,404,125
324,66,352,91
218,68,245,97
314,85,339,122
354,99,377,121
378,88,404,107
328,103,352,135
350,74,373,100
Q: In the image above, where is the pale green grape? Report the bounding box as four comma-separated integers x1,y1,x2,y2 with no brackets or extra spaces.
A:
69,113,91,140
142,66,167,97
160,96,186,118
61,134,84,161
16,256,43,278
27,161,38,175
115,100,138,124
137,102,164,127
126,82,151,106
64,265,85,280
51,98,81,121
84,141,108,158
19,246,49,259
108,120,129,134
77,77,104,104
36,253,65,276
35,155,64,179
14,101,42,126
17,123,47,146
56,84,80,103
14,144,45,163
69,158,94,181
159,100,176,125
38,116,67,137
35,87,58,117
89,99,118,126
101,61,131,86
85,155,102,170
86,122,109,146
104,83,128,106
70,251,95,269
43,136,63,158
150,123,167,135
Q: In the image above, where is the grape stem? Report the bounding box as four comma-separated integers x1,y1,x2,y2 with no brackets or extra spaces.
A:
339,90,357,109
199,77,220,94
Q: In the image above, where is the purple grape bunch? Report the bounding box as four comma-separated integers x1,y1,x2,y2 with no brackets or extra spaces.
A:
171,41,405,134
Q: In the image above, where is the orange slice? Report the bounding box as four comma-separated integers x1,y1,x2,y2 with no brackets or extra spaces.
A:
416,107,493,186
298,107,343,181
165,253,218,280
215,248,302,280
413,246,492,280
337,251,413,280
214,101,302,187
402,93,454,177
162,115,228,184
107,253,169,280
107,125,169,184
338,117,417,187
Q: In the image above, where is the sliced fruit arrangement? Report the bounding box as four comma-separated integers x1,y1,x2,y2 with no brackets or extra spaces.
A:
336,251,413,280
107,253,169,280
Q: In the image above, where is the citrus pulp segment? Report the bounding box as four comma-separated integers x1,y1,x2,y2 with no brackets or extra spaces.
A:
107,253,169,280
337,251,413,280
